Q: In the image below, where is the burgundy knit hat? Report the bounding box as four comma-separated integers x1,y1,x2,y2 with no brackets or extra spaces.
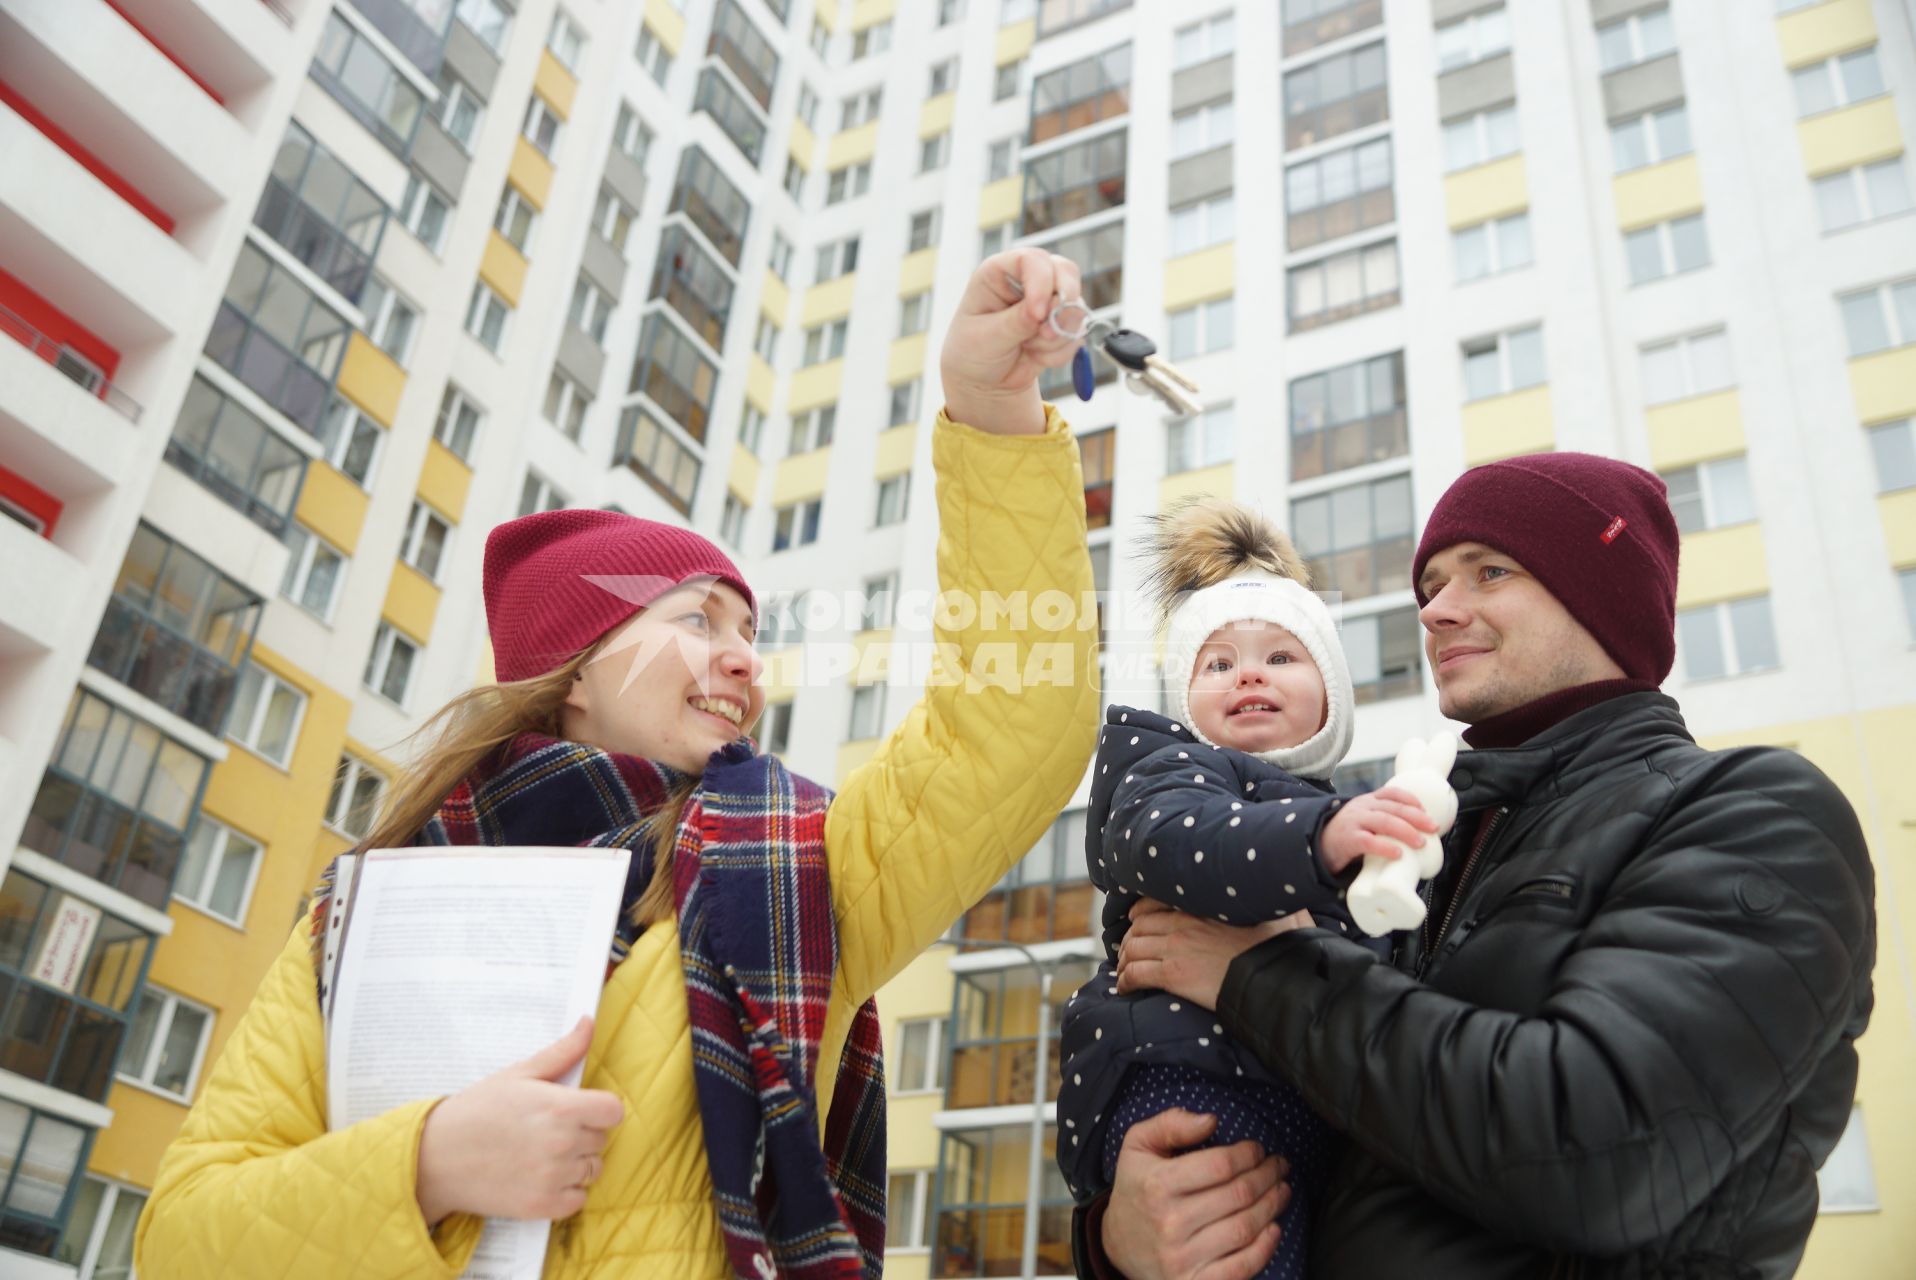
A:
484,509,755,683
1412,452,1681,683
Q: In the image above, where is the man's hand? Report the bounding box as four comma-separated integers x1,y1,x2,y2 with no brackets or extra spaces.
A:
1117,900,1315,1009
1319,787,1440,876
1102,1108,1290,1280
940,248,1084,436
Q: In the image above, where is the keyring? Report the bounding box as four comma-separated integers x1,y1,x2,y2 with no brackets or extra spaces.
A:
1002,270,1092,341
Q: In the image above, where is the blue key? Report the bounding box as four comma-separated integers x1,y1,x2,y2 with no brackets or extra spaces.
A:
1072,345,1096,401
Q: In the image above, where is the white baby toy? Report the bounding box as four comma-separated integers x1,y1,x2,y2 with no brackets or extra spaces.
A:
1346,733,1461,936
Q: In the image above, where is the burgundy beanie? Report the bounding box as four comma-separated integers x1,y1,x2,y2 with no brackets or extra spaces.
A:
1412,452,1681,683
484,509,755,683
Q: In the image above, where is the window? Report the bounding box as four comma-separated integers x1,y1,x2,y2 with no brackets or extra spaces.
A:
281,524,347,621
1625,213,1711,284
986,137,1017,183
165,376,303,536
568,277,613,343
119,986,212,1100
939,0,966,24
1288,239,1400,331
754,316,779,363
650,226,735,347
1170,193,1235,255
455,0,511,51
1021,131,1127,234
889,379,922,428
523,95,563,156
1435,5,1508,71
1282,41,1388,149
929,57,958,96
434,70,484,150
614,102,654,164
174,818,261,924
1815,158,1913,232
740,401,768,454
1611,103,1691,172
1171,99,1235,163
921,131,952,172
593,187,635,253
1793,46,1884,117
760,700,794,755
841,89,883,129
810,17,829,56
228,662,306,765
1289,350,1407,480
860,573,898,631
1443,102,1519,172
629,313,720,439
398,172,452,252
1174,12,1233,68
826,162,872,205
894,1019,945,1093
769,230,795,281
1285,136,1394,250
1839,279,1916,356
1678,595,1780,680
312,12,425,152
900,292,932,337
1453,212,1533,281
430,385,482,462
1641,328,1733,405
1463,324,1545,400
1282,0,1383,56
208,242,351,431
1167,403,1234,474
848,683,886,738
1663,455,1755,535
544,370,592,443
1030,45,1131,145
1869,418,1916,492
797,83,820,129
719,493,748,548
1596,6,1675,73
773,498,824,550
1167,296,1234,360
791,404,836,452
908,209,942,252
1291,473,1414,600
994,60,1022,102
1819,1107,1880,1212
802,319,849,364
1345,607,1422,703
1038,0,1132,35
58,1177,149,1280
548,8,586,71
325,753,386,839
396,502,450,584
852,20,892,58
1080,426,1115,528
360,275,419,366
494,186,538,254
615,406,701,513
636,24,672,83
465,281,510,352
364,621,421,705
816,236,860,281
875,473,910,526
519,472,568,516
784,158,807,202
980,224,1010,257
317,397,383,487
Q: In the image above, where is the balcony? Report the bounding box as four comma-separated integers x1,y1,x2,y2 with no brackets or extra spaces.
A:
693,67,766,167
163,378,307,537
347,0,450,77
650,228,734,350
252,183,379,305
0,303,141,422
707,1,777,110
669,150,749,267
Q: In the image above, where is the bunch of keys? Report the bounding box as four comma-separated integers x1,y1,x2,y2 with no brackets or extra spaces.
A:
1003,274,1204,417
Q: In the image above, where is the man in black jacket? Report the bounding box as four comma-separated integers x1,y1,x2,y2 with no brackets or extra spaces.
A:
1077,452,1876,1279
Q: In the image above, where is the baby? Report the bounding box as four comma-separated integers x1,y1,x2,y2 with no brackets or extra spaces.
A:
1056,499,1437,1280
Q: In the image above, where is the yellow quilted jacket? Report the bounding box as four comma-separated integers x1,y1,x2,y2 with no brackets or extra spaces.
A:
135,408,1098,1278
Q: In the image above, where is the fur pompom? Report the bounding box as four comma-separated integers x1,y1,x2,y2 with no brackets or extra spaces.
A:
1139,498,1311,626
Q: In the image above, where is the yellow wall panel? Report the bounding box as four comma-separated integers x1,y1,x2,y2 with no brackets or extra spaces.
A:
814,0,839,30
643,0,686,57
294,462,370,557
887,1095,943,1169
417,439,473,524
730,441,762,502
875,424,916,477
1645,389,1746,471
761,268,791,323
746,353,776,413
851,630,893,685
480,230,528,308
789,360,843,414
1461,384,1553,464
1775,0,1876,68
828,120,880,170
508,137,554,209
789,118,815,171
91,1081,188,1185
1675,523,1768,609
1798,97,1903,177
383,562,441,644
1444,154,1528,229
1613,154,1705,232
996,17,1036,65
899,247,938,295
762,648,803,699
1850,344,1916,424
888,334,929,386
774,445,833,505
1160,463,1234,509
335,332,404,427
920,93,956,140
1881,489,1916,567
977,175,1022,228
803,273,858,326
533,49,577,119
851,0,895,29
1163,244,1235,310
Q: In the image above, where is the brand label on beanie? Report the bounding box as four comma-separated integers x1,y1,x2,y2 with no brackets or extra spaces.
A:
1600,516,1627,544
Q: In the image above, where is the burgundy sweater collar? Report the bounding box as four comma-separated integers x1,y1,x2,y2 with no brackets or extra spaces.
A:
1461,678,1661,750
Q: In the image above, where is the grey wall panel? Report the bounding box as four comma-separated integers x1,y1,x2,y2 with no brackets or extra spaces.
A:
411,118,470,198
603,146,648,212
1591,0,1663,26
1437,52,1515,121
1431,0,1500,24
443,21,501,99
581,233,628,302
1170,56,1233,115
1168,145,1233,206
556,326,606,392
1602,54,1685,120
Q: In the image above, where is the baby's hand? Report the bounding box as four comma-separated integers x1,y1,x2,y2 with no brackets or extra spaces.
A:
1320,788,1441,876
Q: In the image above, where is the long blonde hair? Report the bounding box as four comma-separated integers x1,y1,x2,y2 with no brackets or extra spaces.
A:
354,642,694,929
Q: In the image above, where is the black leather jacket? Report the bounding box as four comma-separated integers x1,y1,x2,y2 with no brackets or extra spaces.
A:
1077,693,1875,1280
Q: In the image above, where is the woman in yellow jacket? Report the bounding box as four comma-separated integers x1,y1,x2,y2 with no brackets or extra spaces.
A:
134,251,1101,1279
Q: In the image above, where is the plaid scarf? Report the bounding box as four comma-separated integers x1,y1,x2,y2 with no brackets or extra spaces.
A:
314,733,887,1278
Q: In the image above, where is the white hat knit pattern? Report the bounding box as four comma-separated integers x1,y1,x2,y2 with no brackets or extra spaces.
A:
1162,572,1355,780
